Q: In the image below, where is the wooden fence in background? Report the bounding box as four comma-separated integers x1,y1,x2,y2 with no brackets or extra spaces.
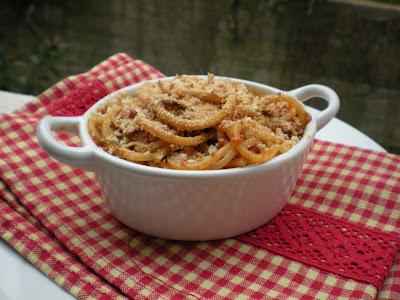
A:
1,0,399,152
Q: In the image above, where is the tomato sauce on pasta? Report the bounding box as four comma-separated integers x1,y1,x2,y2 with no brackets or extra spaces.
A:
88,74,310,170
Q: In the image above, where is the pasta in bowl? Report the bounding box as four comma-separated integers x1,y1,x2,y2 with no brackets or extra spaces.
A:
37,75,339,240
88,74,311,170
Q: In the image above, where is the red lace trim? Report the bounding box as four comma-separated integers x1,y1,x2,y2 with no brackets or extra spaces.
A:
47,79,108,116
239,204,399,289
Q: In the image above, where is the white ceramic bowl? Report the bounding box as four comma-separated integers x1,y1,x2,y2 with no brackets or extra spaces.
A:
37,76,339,241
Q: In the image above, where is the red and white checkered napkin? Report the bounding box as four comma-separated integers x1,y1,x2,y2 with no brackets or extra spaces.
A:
0,53,399,299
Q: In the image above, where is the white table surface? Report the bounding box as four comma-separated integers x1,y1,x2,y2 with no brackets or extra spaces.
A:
0,91,386,300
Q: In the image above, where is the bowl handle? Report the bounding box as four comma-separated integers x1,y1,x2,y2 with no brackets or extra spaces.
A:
288,84,340,131
36,116,96,171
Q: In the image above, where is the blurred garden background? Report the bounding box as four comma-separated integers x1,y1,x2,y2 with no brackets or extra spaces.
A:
1,0,399,152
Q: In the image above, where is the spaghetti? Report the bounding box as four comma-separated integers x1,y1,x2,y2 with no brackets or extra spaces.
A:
88,74,310,170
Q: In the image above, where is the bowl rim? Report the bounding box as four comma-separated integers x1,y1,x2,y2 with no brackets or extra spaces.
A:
79,76,317,179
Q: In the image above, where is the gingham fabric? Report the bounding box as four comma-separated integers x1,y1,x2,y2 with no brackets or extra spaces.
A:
0,200,126,300
0,54,399,299
0,178,129,299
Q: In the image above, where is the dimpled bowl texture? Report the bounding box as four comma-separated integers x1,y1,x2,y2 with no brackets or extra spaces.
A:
37,76,339,240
